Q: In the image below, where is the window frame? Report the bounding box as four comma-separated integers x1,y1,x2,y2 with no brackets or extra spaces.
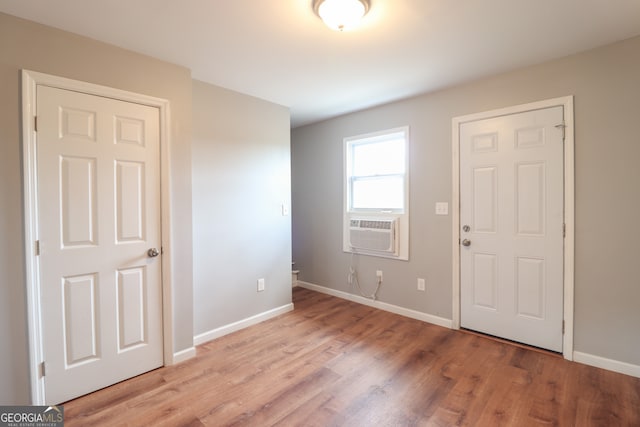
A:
343,126,410,260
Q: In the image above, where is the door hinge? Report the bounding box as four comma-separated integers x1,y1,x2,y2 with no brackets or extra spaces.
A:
34,116,38,132
555,123,566,141
562,320,565,334
40,361,46,377
35,240,40,256
563,223,566,238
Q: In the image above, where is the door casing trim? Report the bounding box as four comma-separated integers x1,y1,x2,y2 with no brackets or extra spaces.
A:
21,70,175,404
451,96,574,360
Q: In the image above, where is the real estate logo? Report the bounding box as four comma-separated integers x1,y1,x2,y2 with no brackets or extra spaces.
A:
0,405,63,427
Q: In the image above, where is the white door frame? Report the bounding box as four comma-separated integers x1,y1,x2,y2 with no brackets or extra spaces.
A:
451,96,575,360
22,70,176,404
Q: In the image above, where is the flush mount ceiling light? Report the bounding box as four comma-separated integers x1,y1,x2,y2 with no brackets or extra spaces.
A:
312,0,371,31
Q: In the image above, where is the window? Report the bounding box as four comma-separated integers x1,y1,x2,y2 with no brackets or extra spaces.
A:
346,129,407,212
343,127,409,260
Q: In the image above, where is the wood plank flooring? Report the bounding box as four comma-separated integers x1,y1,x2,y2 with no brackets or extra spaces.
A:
63,287,640,426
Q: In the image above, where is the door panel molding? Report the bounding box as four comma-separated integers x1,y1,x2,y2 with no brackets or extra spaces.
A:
22,70,175,404
451,96,574,360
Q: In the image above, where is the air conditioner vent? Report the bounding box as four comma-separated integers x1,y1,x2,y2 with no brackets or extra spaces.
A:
358,220,393,230
349,218,398,255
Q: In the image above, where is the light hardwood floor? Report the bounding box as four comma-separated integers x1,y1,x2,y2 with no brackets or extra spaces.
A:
64,287,640,426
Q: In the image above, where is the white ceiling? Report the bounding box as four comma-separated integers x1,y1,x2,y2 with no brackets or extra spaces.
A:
2,0,639,127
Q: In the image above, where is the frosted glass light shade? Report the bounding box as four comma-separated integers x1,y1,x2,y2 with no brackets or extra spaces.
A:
313,0,370,31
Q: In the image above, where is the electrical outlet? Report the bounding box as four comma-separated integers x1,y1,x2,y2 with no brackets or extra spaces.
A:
376,270,383,281
417,278,426,291
257,278,265,292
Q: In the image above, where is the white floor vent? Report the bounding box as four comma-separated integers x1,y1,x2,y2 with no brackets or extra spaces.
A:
349,218,398,255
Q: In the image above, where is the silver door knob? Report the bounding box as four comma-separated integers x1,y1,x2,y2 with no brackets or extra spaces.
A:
147,248,160,258
461,239,471,247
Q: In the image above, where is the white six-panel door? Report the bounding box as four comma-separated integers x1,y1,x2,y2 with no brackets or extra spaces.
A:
460,106,564,352
37,85,163,403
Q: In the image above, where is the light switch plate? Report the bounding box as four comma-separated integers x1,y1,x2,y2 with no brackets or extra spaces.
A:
435,202,449,215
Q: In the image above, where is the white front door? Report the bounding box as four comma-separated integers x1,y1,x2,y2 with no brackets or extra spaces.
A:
37,85,163,403
459,106,564,352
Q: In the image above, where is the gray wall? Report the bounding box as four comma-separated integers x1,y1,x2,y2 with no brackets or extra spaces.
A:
192,80,292,336
0,13,194,404
292,35,640,367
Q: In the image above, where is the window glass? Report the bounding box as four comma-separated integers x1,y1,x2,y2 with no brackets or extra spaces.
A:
352,139,405,176
347,130,407,212
352,176,404,210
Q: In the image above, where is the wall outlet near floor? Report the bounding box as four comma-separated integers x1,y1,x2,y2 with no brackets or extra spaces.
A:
376,270,383,281
417,278,426,291
257,278,265,292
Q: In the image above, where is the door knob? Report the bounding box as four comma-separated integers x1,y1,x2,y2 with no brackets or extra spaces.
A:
147,248,160,258
461,239,471,247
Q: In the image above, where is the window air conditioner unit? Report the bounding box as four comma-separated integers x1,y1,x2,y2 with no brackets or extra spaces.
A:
349,218,398,256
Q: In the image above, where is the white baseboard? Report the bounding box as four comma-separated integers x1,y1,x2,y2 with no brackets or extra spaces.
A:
297,281,452,329
573,351,640,378
172,346,196,364
194,303,295,346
